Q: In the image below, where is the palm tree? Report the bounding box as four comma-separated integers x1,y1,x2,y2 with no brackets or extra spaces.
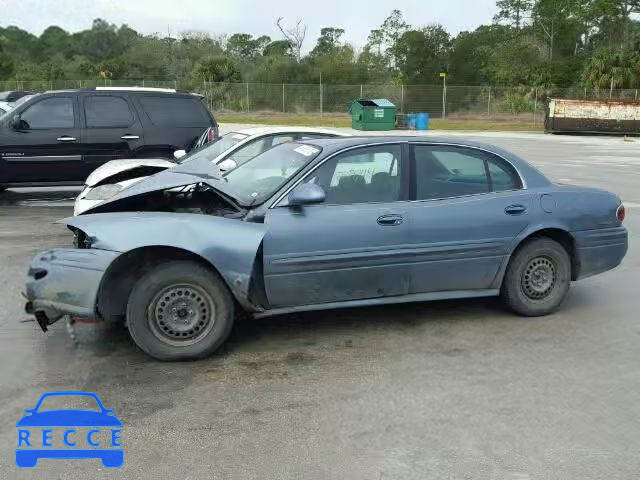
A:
581,48,639,98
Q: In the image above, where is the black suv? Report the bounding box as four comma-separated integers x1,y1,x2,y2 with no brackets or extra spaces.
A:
0,87,218,189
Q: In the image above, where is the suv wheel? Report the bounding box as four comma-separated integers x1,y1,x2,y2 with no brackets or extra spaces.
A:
126,261,234,361
501,238,571,316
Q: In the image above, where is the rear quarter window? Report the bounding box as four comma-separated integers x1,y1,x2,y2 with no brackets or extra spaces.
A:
139,96,211,127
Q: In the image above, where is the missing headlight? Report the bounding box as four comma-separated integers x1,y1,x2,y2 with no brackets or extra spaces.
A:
71,227,92,249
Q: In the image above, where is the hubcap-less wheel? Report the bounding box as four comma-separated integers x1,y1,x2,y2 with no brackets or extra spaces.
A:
521,256,557,300
148,284,216,346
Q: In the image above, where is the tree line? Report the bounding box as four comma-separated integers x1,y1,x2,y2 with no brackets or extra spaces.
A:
1,0,639,91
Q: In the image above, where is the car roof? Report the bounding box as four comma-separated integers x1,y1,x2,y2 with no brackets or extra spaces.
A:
40,88,199,97
233,126,349,137
298,135,514,154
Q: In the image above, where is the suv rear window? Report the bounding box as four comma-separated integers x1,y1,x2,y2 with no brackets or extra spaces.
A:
139,96,210,127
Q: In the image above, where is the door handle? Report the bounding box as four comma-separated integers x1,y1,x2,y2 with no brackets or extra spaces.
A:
56,136,77,142
505,204,527,215
120,135,140,140
377,214,404,226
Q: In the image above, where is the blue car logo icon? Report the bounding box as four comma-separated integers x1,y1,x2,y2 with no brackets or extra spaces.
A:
16,391,123,468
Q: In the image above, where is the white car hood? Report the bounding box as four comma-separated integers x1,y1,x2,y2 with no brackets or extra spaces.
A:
85,158,175,187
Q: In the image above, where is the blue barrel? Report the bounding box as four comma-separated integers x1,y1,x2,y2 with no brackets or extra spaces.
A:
415,112,429,131
407,113,417,129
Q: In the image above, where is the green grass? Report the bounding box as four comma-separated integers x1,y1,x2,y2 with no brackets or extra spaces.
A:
217,113,543,132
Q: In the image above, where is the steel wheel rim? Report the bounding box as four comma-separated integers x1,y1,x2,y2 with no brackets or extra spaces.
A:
521,256,557,300
147,283,216,346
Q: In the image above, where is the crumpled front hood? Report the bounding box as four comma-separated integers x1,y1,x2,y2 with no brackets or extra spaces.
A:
81,157,243,214
85,158,174,186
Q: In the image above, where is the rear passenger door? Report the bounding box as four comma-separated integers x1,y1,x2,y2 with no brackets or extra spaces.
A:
79,94,144,176
405,143,533,294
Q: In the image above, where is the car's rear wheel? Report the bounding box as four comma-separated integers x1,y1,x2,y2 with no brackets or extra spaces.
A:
126,261,234,361
501,238,571,316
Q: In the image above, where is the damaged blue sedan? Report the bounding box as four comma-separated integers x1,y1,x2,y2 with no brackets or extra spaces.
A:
25,137,628,360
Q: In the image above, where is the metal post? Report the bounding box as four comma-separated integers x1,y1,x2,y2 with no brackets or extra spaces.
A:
246,82,250,112
487,87,491,116
401,84,404,113
319,72,323,118
282,83,285,113
360,84,363,97
533,87,538,124
441,76,447,119
635,89,638,100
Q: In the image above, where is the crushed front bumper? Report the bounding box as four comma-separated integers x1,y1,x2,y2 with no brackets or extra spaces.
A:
24,248,120,330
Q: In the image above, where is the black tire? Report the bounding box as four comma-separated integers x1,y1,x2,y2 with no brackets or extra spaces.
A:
126,261,234,361
501,238,571,316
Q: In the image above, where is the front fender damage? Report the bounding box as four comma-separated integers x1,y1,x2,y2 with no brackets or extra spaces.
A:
60,212,267,310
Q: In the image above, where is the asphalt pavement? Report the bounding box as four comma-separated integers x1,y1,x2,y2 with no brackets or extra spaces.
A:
0,129,638,479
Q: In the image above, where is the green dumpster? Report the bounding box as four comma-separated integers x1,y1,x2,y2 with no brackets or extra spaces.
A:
349,98,397,131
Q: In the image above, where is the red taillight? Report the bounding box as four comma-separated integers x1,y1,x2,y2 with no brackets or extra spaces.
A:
616,203,625,223
207,128,216,142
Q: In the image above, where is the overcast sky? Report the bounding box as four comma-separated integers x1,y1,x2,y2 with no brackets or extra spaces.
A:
2,0,498,50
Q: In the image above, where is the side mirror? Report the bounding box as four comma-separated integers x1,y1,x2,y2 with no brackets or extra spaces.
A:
10,115,22,130
217,158,237,172
288,183,326,207
173,149,187,160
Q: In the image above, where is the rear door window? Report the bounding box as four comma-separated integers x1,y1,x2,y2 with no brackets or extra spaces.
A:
413,145,521,199
139,96,210,127
84,96,133,128
486,158,521,191
414,145,489,199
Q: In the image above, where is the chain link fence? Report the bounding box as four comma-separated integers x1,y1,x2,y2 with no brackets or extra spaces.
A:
3,79,639,123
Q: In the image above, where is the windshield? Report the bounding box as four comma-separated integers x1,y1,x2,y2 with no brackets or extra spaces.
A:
177,132,248,164
224,142,321,205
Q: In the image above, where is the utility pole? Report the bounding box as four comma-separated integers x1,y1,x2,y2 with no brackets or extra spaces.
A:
440,71,447,119
246,82,250,113
319,72,323,118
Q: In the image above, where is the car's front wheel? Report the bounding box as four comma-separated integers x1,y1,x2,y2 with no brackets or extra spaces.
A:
126,261,234,361
501,237,571,316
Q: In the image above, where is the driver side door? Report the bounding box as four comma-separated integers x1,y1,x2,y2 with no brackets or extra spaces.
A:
0,95,83,184
262,144,411,308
